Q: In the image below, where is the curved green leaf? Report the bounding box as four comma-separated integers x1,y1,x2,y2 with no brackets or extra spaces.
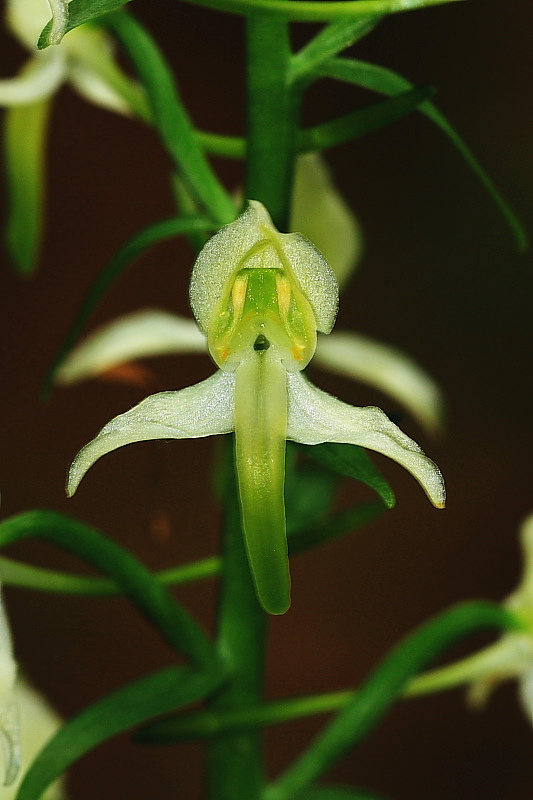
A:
300,85,434,151
289,501,386,554
0,553,220,595
265,602,518,800
4,99,51,275
316,57,527,251
290,19,382,85
300,442,395,509
16,665,224,800
300,788,389,800
38,0,132,49
0,511,218,669
104,11,235,226
177,0,464,22
43,214,214,396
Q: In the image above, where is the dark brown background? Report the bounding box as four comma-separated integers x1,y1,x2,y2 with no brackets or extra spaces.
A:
2,0,533,797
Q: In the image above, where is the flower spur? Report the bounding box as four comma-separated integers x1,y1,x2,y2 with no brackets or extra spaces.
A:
67,201,445,614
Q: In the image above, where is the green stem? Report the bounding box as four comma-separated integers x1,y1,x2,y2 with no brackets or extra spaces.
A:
245,16,298,229
207,450,268,800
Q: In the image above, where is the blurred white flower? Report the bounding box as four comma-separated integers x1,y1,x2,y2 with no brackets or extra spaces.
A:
0,586,18,790
466,513,533,723
1,0,142,112
5,678,65,799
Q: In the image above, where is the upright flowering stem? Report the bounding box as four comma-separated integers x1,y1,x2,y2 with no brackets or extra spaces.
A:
245,15,298,229
207,17,297,797
207,446,268,800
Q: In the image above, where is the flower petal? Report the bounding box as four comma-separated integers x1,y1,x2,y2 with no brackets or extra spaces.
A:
0,53,65,106
67,370,235,496
314,331,444,435
0,588,19,787
290,153,362,288
14,678,64,799
286,371,445,508
518,665,533,726
465,634,533,710
65,26,146,116
7,0,54,49
56,310,207,385
190,200,338,335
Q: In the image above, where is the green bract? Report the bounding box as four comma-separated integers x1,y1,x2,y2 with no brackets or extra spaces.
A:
67,201,445,614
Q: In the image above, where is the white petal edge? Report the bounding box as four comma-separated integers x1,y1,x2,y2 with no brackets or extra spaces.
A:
57,310,207,385
67,63,131,114
286,371,445,508
7,0,54,49
314,331,444,435
0,587,19,787
67,370,235,496
0,53,65,106
12,678,65,799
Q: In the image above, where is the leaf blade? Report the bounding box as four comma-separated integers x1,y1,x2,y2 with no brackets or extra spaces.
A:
16,665,224,800
300,442,395,508
266,602,517,800
104,11,235,226
0,511,219,669
43,214,214,396
316,57,527,250
300,85,434,151
38,0,132,48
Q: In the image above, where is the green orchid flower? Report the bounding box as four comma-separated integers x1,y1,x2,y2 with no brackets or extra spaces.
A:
57,154,443,435
67,201,445,615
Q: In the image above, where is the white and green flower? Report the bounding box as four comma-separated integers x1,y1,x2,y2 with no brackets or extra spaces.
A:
1,0,140,113
465,514,533,723
66,201,445,615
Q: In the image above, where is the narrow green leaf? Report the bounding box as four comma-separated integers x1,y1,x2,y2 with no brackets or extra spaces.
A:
265,602,518,800
196,129,245,159
288,501,386,554
177,0,465,23
300,788,389,800
0,511,219,669
300,85,434,151
104,11,236,226
16,665,225,800
0,553,220,595
43,215,215,397
285,444,340,536
3,99,51,275
38,0,132,48
135,689,355,743
316,57,527,251
290,18,382,85
300,442,395,508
